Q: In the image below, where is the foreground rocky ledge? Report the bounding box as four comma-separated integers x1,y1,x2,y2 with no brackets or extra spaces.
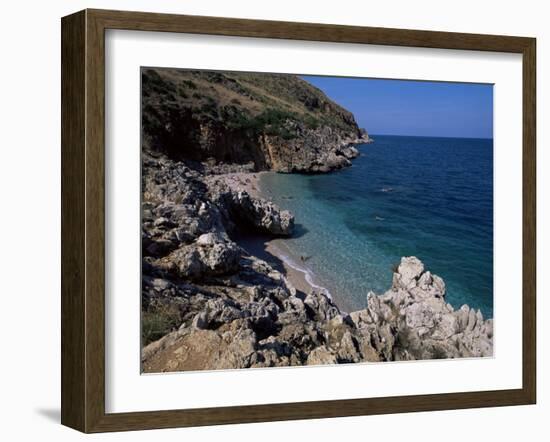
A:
141,153,493,372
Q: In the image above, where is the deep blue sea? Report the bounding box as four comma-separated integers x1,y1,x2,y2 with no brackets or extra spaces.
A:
260,135,493,318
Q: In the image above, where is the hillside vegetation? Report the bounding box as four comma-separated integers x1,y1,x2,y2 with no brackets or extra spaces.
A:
142,68,369,172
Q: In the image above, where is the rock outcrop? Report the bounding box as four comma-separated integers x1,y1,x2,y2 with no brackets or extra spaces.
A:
141,152,493,372
208,182,294,236
351,257,493,361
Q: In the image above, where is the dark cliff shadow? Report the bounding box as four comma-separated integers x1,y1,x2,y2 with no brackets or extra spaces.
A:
232,232,308,299
234,232,286,273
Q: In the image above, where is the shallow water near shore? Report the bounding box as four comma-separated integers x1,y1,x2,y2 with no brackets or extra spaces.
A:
260,135,494,318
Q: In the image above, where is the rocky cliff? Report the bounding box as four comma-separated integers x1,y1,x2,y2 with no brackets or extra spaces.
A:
141,152,493,372
142,68,371,173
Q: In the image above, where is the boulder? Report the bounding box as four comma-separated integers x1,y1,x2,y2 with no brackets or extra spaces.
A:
214,328,258,369
232,190,294,236
307,346,338,365
162,234,242,279
304,291,340,321
393,256,425,289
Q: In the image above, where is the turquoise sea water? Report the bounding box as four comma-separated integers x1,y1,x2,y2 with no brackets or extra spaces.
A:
260,135,493,318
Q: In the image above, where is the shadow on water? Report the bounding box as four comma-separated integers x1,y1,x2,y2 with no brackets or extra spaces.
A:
292,223,308,239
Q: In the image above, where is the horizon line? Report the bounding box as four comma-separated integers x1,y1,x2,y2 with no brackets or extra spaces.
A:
368,133,494,140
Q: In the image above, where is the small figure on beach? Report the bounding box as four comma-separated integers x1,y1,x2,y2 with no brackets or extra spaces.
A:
300,255,311,263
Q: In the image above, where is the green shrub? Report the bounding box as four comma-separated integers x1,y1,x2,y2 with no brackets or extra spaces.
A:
142,69,176,97
178,87,189,99
180,79,197,89
141,302,183,345
303,114,320,129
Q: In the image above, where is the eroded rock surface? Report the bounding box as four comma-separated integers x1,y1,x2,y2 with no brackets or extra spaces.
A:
141,153,493,372
140,68,491,372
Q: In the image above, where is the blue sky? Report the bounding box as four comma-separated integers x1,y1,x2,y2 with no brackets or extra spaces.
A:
302,76,493,139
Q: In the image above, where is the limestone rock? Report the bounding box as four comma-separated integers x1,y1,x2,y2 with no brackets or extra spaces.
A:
232,190,294,236
307,346,338,365
394,256,425,289
140,147,493,372
161,234,242,279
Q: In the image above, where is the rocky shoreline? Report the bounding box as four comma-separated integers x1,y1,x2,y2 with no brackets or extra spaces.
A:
141,151,493,373
140,68,492,372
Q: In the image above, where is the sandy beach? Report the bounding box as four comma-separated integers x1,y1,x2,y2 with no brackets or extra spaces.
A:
220,171,345,305
235,232,318,297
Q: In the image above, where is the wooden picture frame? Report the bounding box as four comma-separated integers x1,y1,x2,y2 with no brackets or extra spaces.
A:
61,8,536,433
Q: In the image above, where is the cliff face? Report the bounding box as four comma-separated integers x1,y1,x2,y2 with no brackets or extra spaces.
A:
141,153,493,372
142,68,371,173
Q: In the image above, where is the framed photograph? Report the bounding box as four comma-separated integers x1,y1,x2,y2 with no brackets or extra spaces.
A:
61,9,536,432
